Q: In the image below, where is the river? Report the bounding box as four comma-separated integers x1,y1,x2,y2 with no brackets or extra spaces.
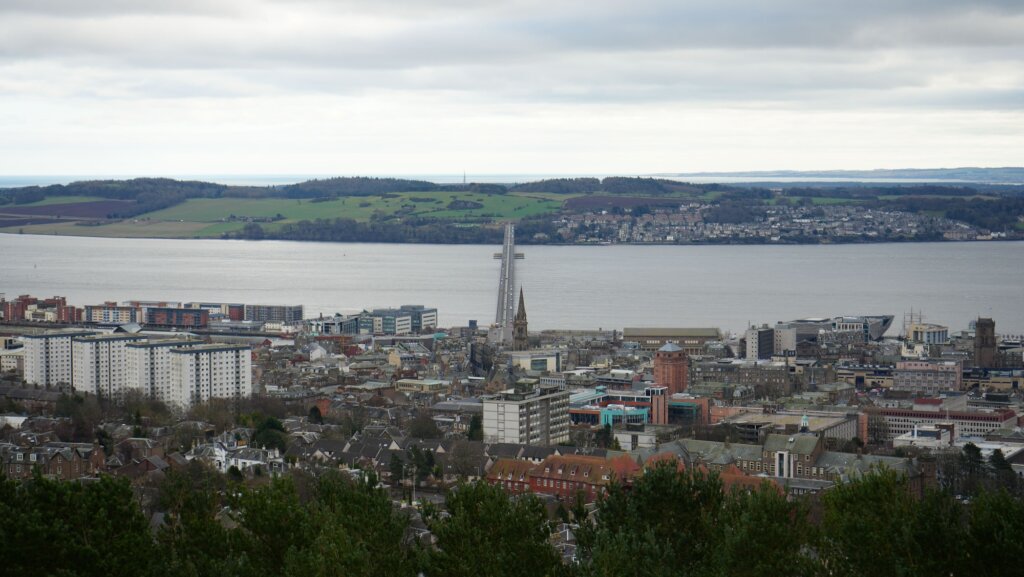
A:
1,234,1022,336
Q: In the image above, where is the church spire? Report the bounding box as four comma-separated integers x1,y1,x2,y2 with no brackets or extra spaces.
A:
513,287,528,350
515,287,527,321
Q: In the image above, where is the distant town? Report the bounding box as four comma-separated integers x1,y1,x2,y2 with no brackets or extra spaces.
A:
2,175,1022,245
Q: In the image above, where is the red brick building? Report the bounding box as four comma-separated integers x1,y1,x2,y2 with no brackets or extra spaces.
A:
654,342,688,394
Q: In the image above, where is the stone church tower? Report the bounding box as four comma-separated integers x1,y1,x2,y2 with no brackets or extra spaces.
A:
513,287,529,351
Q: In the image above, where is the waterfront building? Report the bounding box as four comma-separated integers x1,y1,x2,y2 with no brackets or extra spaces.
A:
84,302,141,324
186,302,245,321
2,295,81,324
395,305,438,333
21,330,97,387
907,323,950,345
244,304,304,324
71,334,146,400
483,383,570,445
145,307,209,329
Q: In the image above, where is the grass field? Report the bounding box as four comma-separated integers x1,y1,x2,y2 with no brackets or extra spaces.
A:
0,191,565,238
141,192,563,224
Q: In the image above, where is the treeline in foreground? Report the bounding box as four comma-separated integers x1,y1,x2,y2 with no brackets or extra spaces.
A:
1,464,1023,577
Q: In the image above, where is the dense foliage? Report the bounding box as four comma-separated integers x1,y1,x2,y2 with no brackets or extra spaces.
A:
230,213,566,244
279,177,438,198
3,459,1024,577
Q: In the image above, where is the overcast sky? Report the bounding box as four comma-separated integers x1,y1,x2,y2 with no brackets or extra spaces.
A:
1,0,1022,176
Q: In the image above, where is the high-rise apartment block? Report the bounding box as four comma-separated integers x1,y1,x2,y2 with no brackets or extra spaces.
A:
170,344,252,410
21,330,97,387
126,339,202,402
71,334,146,400
20,330,250,409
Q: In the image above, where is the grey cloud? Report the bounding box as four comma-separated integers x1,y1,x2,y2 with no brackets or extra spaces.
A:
0,0,1020,112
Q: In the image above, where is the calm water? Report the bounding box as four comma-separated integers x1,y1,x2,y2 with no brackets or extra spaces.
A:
1,234,1022,335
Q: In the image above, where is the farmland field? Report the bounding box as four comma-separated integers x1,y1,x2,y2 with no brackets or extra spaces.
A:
0,200,134,218
140,192,564,223
0,191,565,238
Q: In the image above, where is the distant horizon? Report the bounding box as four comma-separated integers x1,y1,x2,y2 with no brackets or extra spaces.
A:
2,166,1023,188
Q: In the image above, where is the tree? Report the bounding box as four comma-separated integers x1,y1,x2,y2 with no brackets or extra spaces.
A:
389,453,405,484
252,416,288,453
0,472,157,577
579,461,725,577
467,414,483,441
409,411,442,439
964,489,1024,574
427,481,563,577
987,449,1018,492
308,405,324,425
707,483,817,577
821,469,966,577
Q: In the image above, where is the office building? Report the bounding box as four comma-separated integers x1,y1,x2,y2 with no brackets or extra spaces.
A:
892,360,963,395
745,324,775,360
483,383,570,445
877,397,1016,440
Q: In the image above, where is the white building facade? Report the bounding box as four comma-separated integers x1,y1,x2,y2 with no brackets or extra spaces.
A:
126,339,201,403
483,384,570,446
21,330,96,387
170,344,252,409
71,334,146,399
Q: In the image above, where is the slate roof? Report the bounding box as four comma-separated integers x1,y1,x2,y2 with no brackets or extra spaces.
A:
763,434,820,455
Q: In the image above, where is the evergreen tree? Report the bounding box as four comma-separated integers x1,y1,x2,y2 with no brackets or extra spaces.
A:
427,481,562,577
